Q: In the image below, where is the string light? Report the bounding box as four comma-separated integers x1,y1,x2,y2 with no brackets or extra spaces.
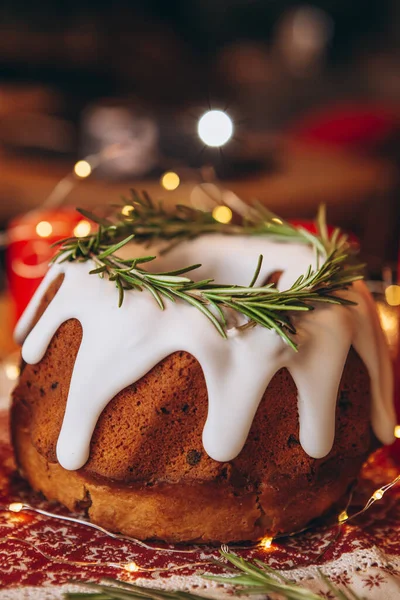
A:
36,221,53,238
198,110,234,147
372,489,384,501
8,503,24,513
394,425,400,439
73,160,92,179
338,510,349,523
5,364,20,381
212,205,233,224
73,220,92,238
121,205,135,218
161,172,180,191
124,562,139,573
2,472,399,571
385,285,400,307
337,475,400,526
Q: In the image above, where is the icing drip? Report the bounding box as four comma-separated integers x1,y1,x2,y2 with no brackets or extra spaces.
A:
14,235,396,471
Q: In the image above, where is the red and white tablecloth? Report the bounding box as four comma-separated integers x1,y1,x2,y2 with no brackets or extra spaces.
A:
0,408,399,600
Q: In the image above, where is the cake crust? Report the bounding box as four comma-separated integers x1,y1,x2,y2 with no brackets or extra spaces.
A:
11,272,376,543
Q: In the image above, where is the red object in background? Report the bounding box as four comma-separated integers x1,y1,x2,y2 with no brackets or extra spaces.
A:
289,103,398,151
289,219,359,247
6,209,87,322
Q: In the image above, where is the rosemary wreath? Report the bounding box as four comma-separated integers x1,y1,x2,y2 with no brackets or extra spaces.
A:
53,191,363,351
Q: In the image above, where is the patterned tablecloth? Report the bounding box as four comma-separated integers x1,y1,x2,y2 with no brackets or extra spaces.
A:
0,407,399,600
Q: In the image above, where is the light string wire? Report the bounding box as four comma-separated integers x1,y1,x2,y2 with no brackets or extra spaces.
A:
42,142,131,210
337,474,400,525
0,471,398,574
0,503,199,555
0,536,214,574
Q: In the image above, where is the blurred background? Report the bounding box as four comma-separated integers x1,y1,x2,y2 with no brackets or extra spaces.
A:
0,0,400,365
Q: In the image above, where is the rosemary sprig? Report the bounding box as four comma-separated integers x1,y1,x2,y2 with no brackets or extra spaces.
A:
52,192,364,351
65,550,362,600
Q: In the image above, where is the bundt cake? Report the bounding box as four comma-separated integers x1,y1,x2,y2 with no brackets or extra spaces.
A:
11,232,396,543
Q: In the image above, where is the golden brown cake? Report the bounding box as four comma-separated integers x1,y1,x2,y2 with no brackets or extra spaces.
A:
11,231,396,544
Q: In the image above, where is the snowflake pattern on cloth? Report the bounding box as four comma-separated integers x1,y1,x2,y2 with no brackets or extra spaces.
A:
0,410,399,600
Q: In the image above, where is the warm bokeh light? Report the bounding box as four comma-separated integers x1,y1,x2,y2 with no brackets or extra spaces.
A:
261,536,273,549
394,425,400,439
272,217,283,225
212,205,233,224
372,489,384,500
73,220,92,238
375,301,399,357
36,221,53,238
5,364,20,381
385,284,400,307
73,160,92,179
9,503,23,513
161,171,180,191
338,510,349,523
121,205,134,217
198,110,234,147
124,562,139,572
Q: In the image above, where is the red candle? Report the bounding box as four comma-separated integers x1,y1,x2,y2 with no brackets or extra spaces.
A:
6,209,91,322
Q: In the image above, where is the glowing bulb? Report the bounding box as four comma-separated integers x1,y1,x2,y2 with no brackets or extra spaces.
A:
124,562,139,572
261,536,273,549
394,425,400,439
73,220,91,238
212,205,233,224
198,110,234,147
372,489,384,501
338,510,349,523
385,285,400,307
74,160,92,179
121,205,134,217
5,364,20,381
36,221,53,238
9,503,23,513
161,171,180,191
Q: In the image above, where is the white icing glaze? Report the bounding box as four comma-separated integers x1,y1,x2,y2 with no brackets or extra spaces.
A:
14,235,396,471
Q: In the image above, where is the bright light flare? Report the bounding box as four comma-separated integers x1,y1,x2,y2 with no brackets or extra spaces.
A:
161,171,180,191
36,221,53,238
394,425,400,439
124,562,139,572
212,205,233,224
121,205,134,218
260,536,273,549
338,510,349,523
198,110,233,147
5,364,20,381
372,489,384,501
385,285,400,307
74,160,92,179
9,503,24,513
73,220,92,238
